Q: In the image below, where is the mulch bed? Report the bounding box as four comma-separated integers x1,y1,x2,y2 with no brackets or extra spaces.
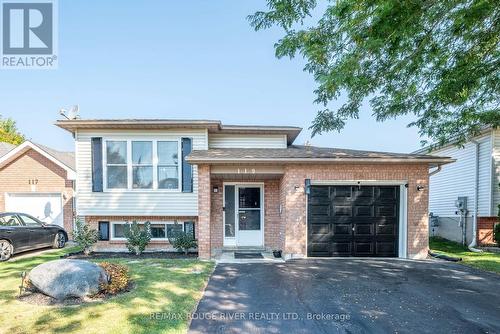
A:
62,251,198,260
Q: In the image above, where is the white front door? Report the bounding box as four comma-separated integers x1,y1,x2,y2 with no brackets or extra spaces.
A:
5,193,64,227
223,184,263,247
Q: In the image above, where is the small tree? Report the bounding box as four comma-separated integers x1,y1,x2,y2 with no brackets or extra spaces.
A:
124,221,151,255
168,230,197,255
72,219,99,255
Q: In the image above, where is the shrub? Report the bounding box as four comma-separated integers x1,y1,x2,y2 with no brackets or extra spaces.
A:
168,229,197,255
494,223,500,247
124,221,151,255
99,262,129,294
72,219,99,255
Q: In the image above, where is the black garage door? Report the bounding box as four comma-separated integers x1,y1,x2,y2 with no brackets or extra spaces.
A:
308,185,399,257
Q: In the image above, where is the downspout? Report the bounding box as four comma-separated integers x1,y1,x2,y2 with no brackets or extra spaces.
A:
468,140,482,252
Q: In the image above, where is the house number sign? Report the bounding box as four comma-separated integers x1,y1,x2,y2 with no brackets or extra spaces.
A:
237,168,256,174
28,179,39,185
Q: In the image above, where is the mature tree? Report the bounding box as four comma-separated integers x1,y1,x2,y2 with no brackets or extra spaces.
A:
249,0,500,147
0,115,25,145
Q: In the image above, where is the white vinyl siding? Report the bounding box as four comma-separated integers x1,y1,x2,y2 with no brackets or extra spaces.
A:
208,134,287,149
75,129,207,216
493,129,500,213
428,133,493,217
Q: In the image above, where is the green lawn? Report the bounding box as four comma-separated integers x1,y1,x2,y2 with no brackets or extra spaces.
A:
430,237,500,274
0,247,214,334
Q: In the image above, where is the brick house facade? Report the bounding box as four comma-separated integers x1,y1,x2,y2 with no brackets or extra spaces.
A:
57,119,453,260
0,141,76,233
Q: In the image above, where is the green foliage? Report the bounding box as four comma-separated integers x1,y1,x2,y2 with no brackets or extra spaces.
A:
123,221,151,255
494,222,500,247
249,0,500,147
72,219,99,255
0,115,24,145
99,262,130,294
168,227,197,255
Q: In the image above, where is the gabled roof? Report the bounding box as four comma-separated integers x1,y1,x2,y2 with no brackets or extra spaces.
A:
0,141,76,179
55,119,302,145
187,145,454,167
0,142,16,157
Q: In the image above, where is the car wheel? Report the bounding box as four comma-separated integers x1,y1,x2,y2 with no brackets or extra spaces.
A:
0,240,13,261
53,232,66,249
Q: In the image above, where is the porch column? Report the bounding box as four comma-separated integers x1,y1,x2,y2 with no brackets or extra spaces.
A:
197,164,211,259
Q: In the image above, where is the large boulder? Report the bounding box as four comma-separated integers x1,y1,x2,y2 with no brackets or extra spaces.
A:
28,259,108,300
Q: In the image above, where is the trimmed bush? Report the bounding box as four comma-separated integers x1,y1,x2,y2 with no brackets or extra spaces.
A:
124,221,152,255
168,230,197,255
494,223,500,247
72,219,99,255
99,262,129,295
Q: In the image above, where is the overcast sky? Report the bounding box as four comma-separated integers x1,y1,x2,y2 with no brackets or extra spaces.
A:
0,0,424,153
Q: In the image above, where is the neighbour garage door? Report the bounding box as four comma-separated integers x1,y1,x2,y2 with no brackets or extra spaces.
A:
5,193,63,227
308,185,399,257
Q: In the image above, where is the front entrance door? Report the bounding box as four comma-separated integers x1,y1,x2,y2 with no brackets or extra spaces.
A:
224,184,263,247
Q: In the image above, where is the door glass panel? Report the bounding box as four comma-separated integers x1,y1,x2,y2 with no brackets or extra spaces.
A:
224,185,235,237
238,210,261,230
238,188,260,208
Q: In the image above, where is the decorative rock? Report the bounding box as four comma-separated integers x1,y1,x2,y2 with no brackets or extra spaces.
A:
28,259,108,300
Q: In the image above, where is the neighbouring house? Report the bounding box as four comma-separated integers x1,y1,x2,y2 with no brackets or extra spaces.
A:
414,127,500,247
0,141,76,234
56,119,453,259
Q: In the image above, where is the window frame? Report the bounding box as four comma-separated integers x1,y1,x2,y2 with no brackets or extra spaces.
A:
110,221,185,241
102,138,182,192
131,141,154,189
105,140,128,189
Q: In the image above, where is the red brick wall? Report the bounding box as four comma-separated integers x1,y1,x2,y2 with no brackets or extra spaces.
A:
281,163,429,259
477,216,498,246
0,148,74,233
85,215,197,250
197,164,211,259
208,178,283,252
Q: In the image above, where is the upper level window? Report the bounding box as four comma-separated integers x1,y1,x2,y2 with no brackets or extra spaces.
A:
132,141,153,189
104,139,180,191
106,141,127,189
157,141,178,189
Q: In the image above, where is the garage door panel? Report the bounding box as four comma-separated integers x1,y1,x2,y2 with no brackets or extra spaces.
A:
5,193,63,227
309,204,330,216
354,205,373,217
332,224,351,236
354,223,374,236
376,241,397,256
308,185,399,257
331,242,351,256
376,223,396,236
353,242,374,256
333,205,352,216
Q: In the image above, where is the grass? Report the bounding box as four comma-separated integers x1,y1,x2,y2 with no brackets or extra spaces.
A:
430,237,500,274
0,247,214,334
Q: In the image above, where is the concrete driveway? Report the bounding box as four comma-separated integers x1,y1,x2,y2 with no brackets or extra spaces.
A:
189,259,500,334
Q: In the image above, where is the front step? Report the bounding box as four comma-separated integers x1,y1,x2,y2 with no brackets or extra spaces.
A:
221,246,266,252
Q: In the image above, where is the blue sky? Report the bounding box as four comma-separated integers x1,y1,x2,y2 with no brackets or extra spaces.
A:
0,0,423,152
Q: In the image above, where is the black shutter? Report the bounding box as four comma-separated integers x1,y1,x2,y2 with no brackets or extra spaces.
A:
98,221,109,241
91,137,103,192
181,138,193,192
184,221,195,239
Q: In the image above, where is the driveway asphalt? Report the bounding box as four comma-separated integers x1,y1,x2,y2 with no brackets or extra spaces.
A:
189,259,500,334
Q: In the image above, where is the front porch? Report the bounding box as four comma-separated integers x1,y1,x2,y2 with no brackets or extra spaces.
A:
197,164,286,259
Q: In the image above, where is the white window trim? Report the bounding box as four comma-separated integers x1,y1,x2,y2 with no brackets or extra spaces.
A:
103,138,182,193
110,221,185,241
